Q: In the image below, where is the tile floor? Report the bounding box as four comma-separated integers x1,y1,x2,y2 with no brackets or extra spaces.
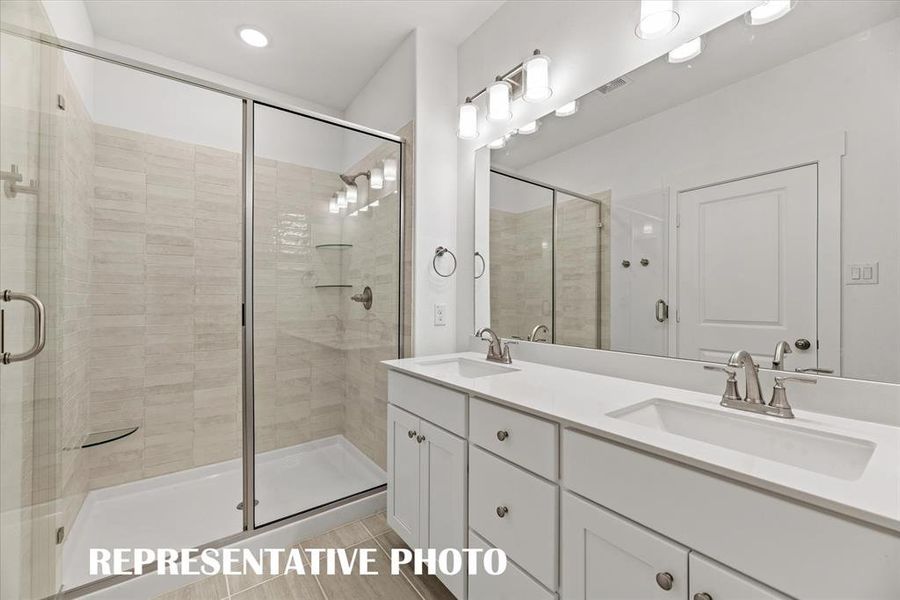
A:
153,512,455,600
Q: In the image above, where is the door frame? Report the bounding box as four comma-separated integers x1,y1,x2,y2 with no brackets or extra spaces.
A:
663,131,845,374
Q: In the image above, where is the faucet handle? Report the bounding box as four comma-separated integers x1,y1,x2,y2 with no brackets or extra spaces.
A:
770,375,816,413
704,365,741,403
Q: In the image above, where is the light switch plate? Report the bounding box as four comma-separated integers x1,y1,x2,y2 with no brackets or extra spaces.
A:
434,303,447,326
846,262,879,285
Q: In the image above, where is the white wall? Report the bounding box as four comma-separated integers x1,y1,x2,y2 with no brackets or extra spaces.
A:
456,0,760,349
41,0,94,114
518,18,900,382
414,28,459,355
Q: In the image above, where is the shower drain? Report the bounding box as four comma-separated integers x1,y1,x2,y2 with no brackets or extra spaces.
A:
236,500,260,510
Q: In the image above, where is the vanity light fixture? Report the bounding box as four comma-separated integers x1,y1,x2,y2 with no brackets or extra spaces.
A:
239,27,269,48
336,190,348,209
487,136,508,150
747,0,794,25
457,49,553,139
328,198,339,214
487,79,513,122
383,158,398,182
555,100,578,117
344,183,357,204
370,166,384,190
522,50,552,102
668,36,703,63
517,121,539,135
636,0,680,40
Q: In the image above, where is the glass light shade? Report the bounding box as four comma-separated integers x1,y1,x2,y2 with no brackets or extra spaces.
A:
336,191,348,209
487,80,512,122
487,137,507,150
328,199,339,214
636,0,680,40
383,158,398,181
748,0,793,25
370,167,384,190
239,27,268,48
668,36,703,63
523,53,552,102
555,100,578,117
457,102,479,139
517,121,539,135
345,184,357,204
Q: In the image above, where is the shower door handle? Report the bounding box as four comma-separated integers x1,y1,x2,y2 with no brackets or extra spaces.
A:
1,290,46,364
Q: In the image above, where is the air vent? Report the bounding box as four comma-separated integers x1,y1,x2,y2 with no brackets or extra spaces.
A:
596,76,631,94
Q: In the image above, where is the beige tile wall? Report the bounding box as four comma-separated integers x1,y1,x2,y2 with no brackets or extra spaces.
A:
555,195,602,349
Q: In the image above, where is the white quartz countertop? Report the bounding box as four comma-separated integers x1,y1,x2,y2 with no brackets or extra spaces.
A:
383,352,900,533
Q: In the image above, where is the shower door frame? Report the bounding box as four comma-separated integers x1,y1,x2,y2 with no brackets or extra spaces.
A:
0,22,406,598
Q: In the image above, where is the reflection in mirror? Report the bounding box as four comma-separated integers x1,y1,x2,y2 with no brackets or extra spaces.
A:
473,1,900,383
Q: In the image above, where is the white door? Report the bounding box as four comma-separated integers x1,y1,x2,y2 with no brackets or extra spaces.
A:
387,405,420,548
677,165,818,370
561,492,689,600
419,420,467,599
689,553,789,600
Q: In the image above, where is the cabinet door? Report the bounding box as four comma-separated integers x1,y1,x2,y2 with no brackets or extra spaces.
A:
387,404,421,548
419,419,467,599
689,554,789,600
561,492,688,600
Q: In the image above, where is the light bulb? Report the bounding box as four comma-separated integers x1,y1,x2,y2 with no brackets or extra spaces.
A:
383,158,397,182
517,121,539,135
523,51,552,102
487,137,507,150
668,36,703,63
457,101,479,139
370,167,384,190
487,80,512,121
336,191,348,209
345,184,357,204
748,0,793,25
636,0,679,40
238,27,268,48
555,100,578,117
329,199,339,214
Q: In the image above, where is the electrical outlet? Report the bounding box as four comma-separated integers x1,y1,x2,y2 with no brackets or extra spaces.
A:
846,262,879,285
434,303,447,326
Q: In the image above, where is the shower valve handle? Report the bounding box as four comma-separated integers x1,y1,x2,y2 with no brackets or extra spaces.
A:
407,430,416,439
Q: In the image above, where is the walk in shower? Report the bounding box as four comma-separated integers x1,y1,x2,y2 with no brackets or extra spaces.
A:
0,8,404,597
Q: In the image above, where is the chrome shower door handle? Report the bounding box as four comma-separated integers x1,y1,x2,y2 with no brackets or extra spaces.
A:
655,299,669,322
1,290,46,364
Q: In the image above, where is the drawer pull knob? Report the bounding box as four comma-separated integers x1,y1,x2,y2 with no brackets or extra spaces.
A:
416,434,425,443
655,572,674,591
407,430,416,439
496,430,509,441
496,505,508,518
693,594,712,600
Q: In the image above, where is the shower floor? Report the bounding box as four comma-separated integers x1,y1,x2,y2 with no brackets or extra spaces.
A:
62,435,385,590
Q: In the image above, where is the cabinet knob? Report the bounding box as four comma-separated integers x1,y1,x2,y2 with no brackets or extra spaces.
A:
655,572,674,591
407,430,416,439
496,505,508,518
416,434,425,443
496,430,509,441
693,594,713,600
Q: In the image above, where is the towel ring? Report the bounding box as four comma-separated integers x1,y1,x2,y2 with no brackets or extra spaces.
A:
433,246,457,278
474,251,486,279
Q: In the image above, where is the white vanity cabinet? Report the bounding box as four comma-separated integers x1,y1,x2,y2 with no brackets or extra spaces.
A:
386,376,467,599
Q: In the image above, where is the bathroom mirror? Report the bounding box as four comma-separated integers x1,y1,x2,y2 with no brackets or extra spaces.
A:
473,1,900,384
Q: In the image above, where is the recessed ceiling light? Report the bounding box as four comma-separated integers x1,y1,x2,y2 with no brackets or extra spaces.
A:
517,121,539,135
747,1,794,26
555,100,578,117
668,36,703,63
239,27,268,48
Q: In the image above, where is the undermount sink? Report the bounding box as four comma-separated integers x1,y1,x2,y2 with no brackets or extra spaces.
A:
415,357,519,379
608,398,875,481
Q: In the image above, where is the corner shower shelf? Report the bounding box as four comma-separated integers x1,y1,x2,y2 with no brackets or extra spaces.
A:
81,426,139,448
315,243,352,250
315,284,353,289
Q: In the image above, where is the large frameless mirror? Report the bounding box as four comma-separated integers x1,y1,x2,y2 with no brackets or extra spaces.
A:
473,1,900,384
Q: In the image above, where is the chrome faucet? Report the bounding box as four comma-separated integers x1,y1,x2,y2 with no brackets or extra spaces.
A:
528,324,550,343
771,340,792,370
727,350,764,404
475,327,511,364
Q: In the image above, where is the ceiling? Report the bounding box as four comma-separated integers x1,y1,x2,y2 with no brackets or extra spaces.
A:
84,0,505,111
493,0,900,171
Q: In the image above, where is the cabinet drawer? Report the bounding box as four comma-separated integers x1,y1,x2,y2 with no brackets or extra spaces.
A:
468,530,555,600
469,446,558,590
388,371,467,436
470,397,558,479
690,553,789,600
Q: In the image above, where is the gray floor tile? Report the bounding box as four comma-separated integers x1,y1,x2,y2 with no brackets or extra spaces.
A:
315,541,421,600
153,574,228,600
230,572,324,600
360,512,391,537
377,530,456,600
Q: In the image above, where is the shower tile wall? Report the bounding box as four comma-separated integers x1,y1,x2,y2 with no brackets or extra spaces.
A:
86,125,243,488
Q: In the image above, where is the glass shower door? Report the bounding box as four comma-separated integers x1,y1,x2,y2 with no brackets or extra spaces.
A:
251,104,401,526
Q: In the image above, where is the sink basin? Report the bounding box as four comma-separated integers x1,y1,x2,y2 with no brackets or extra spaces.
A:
608,398,875,480
415,357,519,379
